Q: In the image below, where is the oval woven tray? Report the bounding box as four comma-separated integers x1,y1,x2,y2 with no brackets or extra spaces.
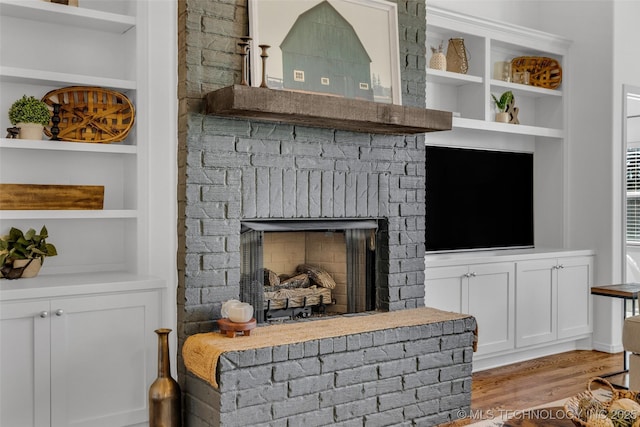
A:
564,377,639,426
42,86,135,143
511,56,563,90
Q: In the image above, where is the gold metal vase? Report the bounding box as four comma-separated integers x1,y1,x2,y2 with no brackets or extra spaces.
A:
149,328,181,427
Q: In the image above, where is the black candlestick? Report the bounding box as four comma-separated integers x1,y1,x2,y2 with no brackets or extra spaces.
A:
50,103,61,141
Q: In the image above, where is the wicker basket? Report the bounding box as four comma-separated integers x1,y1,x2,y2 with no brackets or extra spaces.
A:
510,56,563,90
42,86,135,143
564,377,640,426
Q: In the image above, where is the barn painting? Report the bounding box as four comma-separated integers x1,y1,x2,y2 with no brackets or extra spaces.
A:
279,1,374,101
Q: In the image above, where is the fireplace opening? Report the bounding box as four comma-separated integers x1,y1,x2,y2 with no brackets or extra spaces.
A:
240,219,379,322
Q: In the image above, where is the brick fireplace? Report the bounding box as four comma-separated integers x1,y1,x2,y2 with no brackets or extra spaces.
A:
177,0,472,425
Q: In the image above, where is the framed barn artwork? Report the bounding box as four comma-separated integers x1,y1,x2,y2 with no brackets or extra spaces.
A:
248,0,402,105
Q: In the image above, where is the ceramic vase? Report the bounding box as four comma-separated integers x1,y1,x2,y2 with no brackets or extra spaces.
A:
149,328,181,427
16,123,44,140
429,52,447,71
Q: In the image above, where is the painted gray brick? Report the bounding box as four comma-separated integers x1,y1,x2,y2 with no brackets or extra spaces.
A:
236,383,287,409
288,373,334,397
236,138,280,154
285,407,335,427
273,358,321,381
269,168,283,217
320,350,365,373
363,343,404,363
219,403,273,427
321,170,334,217
363,408,405,427
335,396,378,422
319,383,364,407
377,389,418,412
378,357,417,379
272,394,320,420
363,377,404,398
335,365,378,387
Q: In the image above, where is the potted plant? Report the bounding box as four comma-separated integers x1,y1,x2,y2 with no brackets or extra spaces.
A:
8,95,51,140
0,226,58,279
491,91,514,123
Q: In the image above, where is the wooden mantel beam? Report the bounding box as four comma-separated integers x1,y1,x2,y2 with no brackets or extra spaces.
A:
206,85,452,135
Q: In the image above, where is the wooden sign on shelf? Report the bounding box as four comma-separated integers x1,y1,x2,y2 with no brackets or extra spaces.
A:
0,184,104,210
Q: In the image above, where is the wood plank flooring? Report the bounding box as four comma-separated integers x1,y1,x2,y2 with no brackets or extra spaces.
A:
441,350,627,426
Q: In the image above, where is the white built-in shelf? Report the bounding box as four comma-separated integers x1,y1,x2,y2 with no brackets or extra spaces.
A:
0,271,163,301
0,210,137,220
490,79,563,98
426,69,483,86
453,117,564,138
0,0,135,33
0,66,137,91
0,138,137,154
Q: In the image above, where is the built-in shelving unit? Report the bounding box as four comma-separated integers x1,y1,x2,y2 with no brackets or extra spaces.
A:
426,6,570,138
0,2,164,425
0,0,144,278
425,6,572,250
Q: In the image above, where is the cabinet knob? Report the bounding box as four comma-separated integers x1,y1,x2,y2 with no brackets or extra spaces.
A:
39,311,49,318
463,273,470,278
558,264,564,269
55,309,64,316
470,272,477,277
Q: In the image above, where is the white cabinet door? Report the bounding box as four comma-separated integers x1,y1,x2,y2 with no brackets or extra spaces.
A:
557,256,593,339
424,265,468,313
49,291,161,427
0,300,51,427
516,259,557,347
425,262,515,355
468,262,515,355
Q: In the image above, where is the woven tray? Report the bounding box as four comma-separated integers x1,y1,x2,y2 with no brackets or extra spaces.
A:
564,377,639,426
42,86,135,143
511,56,563,89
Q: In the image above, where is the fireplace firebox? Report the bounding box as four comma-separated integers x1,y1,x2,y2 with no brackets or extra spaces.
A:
240,219,380,322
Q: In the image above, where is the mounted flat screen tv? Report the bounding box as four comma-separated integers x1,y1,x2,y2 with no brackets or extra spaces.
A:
425,146,534,252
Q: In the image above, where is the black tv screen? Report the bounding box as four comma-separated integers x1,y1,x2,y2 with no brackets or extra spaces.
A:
425,146,534,252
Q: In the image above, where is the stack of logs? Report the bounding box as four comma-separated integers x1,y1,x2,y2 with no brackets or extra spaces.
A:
263,264,336,291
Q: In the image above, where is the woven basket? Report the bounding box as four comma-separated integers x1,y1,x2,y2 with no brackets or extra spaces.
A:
511,56,563,89
564,377,640,426
42,86,135,143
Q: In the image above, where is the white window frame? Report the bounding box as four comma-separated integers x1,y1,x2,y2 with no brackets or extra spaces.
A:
293,70,305,82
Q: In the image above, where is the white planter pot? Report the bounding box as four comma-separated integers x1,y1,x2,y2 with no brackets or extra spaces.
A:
495,112,510,123
16,123,44,140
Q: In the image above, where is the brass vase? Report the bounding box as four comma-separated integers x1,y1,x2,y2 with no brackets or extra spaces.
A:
149,328,181,427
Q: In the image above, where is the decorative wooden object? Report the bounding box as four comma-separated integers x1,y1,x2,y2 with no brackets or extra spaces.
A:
217,318,257,338
0,184,104,210
238,36,252,86
41,86,135,143
506,98,520,124
259,44,270,88
511,56,562,89
206,85,452,134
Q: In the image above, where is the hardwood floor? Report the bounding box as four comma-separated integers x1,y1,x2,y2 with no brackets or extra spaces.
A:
442,350,627,426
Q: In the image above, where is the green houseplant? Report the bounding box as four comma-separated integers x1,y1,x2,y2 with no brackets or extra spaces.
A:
491,91,514,123
0,226,58,279
8,95,51,140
